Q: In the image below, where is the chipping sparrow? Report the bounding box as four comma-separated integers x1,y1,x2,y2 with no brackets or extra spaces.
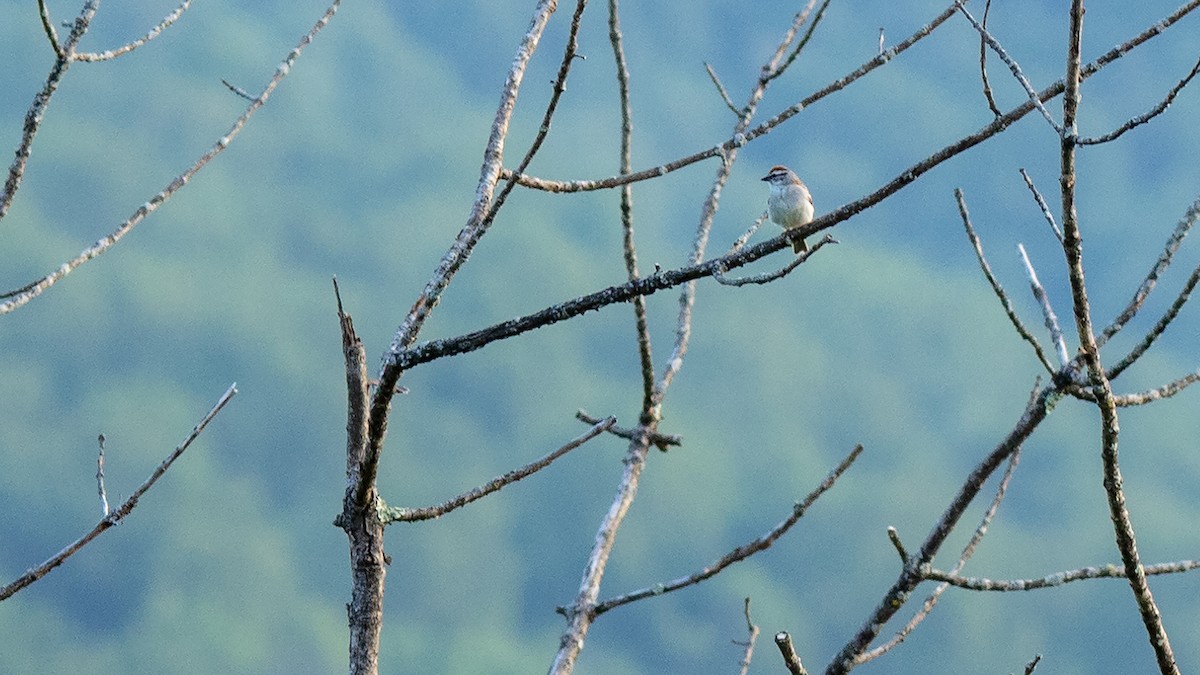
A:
762,165,814,253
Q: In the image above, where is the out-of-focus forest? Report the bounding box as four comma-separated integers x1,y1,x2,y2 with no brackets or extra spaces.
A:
2,1,1198,673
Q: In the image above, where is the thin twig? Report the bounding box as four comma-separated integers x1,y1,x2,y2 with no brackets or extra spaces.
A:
577,410,680,451
96,433,109,517
1108,247,1200,380
221,79,255,101
591,445,862,617
0,384,237,602
977,0,1003,117
1,1,345,312
956,1,1064,135
705,62,741,116
956,189,1055,373
713,235,837,286
1017,244,1071,368
0,2,98,224
1079,55,1200,145
860,420,1027,664
886,527,908,563
73,0,194,62
736,598,760,675
502,1,961,194
380,417,615,523
1099,196,1199,349
1018,169,1064,243
609,0,656,416
926,559,1200,591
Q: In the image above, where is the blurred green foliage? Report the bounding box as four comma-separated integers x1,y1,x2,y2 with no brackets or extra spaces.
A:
2,1,1199,673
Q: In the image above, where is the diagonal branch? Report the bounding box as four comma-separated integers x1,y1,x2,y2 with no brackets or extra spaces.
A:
379,416,615,523
590,445,862,617
1018,244,1072,368
74,0,194,62
0,383,237,602
502,1,962,193
956,190,1056,372
394,12,1200,376
1079,55,1200,145
369,0,561,454
0,2,98,224
1,0,345,311
956,1,1064,135
1099,196,1199,350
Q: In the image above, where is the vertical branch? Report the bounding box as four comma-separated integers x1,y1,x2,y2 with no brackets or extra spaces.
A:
608,0,655,414
1057,2,1178,673
333,280,384,675
549,431,653,674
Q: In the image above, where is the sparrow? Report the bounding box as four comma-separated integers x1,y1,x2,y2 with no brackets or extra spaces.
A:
762,165,815,253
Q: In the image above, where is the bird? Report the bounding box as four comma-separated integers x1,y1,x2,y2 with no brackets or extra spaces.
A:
761,165,814,253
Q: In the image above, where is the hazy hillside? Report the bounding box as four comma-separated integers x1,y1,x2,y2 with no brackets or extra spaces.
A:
2,2,1198,673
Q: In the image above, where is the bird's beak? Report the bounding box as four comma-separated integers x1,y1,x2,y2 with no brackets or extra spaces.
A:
760,174,770,182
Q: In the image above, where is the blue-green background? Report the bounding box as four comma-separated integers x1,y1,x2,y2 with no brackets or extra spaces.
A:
2,1,1199,673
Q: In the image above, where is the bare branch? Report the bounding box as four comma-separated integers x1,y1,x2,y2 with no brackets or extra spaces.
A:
713,235,837,286
704,62,740,116
765,0,830,85
1108,239,1200,380
956,1,1064,134
1067,369,1200,406
926,559,1200,591
371,0,562,450
860,427,1026,664
1018,168,1064,243
886,526,909,563
549,432,653,673
736,598,760,675
591,445,862,617
380,417,616,523
956,189,1056,373
96,433,109,517
1,1,345,311
608,0,656,415
0,2,98,224
576,410,680,451
775,632,809,675
503,1,961,194
1099,196,1199,349
0,383,237,602
1018,244,1071,368
36,0,65,58
74,0,194,62
976,0,1003,117
1079,54,1200,145
1059,0,1177,669
828,384,1060,673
